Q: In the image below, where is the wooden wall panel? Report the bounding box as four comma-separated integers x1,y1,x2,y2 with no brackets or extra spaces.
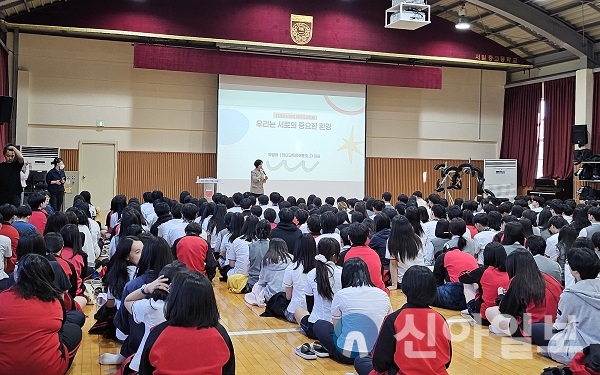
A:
117,152,216,200
366,158,485,202
60,152,495,204
60,149,79,171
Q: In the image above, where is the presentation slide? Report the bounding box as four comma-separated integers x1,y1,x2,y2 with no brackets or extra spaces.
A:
217,75,366,199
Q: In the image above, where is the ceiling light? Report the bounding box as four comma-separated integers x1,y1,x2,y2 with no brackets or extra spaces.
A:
455,5,470,30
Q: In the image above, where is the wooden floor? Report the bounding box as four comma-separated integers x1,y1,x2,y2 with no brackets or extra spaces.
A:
70,278,558,375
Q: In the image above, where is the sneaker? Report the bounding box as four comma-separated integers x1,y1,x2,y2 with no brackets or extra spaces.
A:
489,325,510,336
294,343,317,360
310,341,329,358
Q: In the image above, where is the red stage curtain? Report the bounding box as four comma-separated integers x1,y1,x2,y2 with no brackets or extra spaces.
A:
500,83,542,187
543,77,575,180
0,46,8,147
592,73,600,154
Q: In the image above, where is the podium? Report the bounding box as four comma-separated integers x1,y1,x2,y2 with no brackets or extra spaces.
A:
196,177,218,201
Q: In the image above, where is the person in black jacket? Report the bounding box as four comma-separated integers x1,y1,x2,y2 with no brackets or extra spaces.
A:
46,157,66,212
270,208,302,253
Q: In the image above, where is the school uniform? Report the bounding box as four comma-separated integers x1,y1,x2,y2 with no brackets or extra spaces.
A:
354,303,452,375
139,322,235,375
499,273,563,338
0,289,81,375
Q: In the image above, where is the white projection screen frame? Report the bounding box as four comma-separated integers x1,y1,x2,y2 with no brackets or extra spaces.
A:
216,75,366,199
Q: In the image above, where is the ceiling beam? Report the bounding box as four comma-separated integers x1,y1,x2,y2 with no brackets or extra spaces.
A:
0,0,21,11
466,0,596,66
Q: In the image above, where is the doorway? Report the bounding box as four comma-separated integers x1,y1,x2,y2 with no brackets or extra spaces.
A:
78,141,117,215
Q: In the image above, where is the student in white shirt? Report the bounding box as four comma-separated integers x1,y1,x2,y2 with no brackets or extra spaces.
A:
545,216,568,261
387,215,424,289
294,238,342,344
473,212,499,264
283,234,317,323
312,257,392,364
124,261,187,372
226,214,256,280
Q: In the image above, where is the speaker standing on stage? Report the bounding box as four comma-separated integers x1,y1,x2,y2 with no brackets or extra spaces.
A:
0,144,24,206
250,159,268,197
46,157,66,212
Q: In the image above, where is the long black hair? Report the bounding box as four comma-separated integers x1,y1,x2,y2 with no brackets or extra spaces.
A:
60,224,85,260
240,215,259,242
293,234,317,274
505,249,545,305
136,235,174,279
405,206,424,237
15,231,46,259
228,213,245,243
207,204,227,235
104,236,140,301
165,271,219,328
501,222,524,245
43,211,68,235
341,257,374,288
314,237,340,301
388,215,421,263
483,242,507,272
255,219,271,240
14,253,62,302
449,218,467,250
151,260,188,302
263,238,291,266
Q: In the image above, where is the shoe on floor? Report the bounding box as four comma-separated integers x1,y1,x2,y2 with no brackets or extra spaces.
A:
99,353,125,365
489,325,511,336
295,343,317,360
310,341,329,358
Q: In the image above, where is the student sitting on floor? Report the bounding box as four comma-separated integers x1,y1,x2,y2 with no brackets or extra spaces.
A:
432,218,479,311
246,219,271,292
282,234,317,323
458,242,510,325
386,214,424,290
138,271,235,374
312,257,392,364
531,247,600,364
0,253,83,375
124,260,188,373
246,238,291,306
294,237,342,358
226,215,257,293
353,265,452,375
486,249,562,338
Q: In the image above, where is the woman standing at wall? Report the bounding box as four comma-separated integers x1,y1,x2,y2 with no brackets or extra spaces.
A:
46,157,66,212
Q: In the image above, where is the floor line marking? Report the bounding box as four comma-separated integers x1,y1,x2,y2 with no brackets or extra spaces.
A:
229,328,303,336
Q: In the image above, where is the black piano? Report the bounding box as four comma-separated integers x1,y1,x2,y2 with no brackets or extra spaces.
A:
527,179,573,201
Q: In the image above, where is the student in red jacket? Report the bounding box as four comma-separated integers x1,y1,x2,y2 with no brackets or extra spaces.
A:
343,222,389,296
354,265,452,375
0,253,82,375
486,249,562,338
432,218,479,310
139,270,235,374
458,242,510,325
173,222,211,276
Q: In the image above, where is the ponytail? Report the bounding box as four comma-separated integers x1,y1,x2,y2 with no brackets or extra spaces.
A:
457,236,467,250
314,238,340,301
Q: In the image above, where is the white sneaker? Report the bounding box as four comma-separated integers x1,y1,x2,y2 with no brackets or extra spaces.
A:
99,353,125,365
489,325,510,336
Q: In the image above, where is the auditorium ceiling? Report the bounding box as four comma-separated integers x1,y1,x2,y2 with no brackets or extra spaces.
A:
0,0,598,69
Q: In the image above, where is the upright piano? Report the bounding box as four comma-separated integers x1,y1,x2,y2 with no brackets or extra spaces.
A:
527,179,573,201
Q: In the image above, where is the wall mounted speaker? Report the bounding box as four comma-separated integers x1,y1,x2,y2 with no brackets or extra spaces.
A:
0,96,14,123
572,124,588,146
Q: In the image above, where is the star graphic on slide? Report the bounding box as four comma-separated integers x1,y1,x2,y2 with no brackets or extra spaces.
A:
337,125,364,163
